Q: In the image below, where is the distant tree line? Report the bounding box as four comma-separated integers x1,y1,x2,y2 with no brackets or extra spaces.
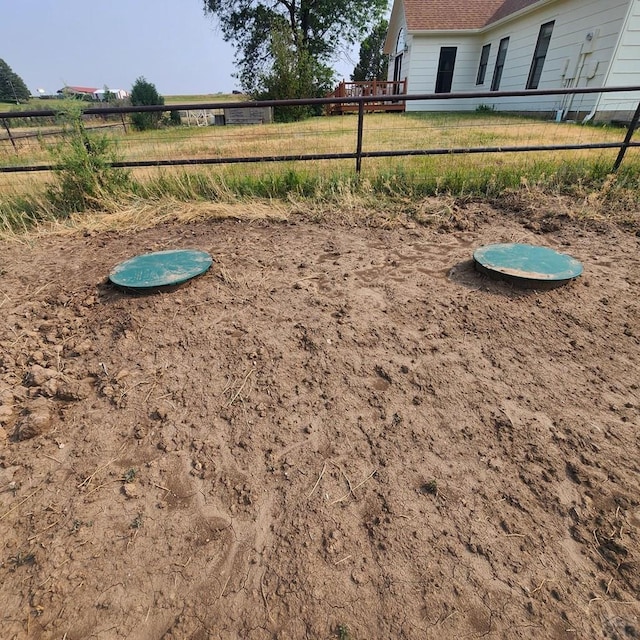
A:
0,59,30,103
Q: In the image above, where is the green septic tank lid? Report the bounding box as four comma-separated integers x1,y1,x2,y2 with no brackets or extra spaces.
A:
473,243,583,288
109,249,213,289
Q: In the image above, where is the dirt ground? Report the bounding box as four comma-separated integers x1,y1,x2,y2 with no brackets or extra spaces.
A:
0,200,639,640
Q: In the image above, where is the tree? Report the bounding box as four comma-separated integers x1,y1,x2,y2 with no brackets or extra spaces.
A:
255,26,333,121
202,0,386,95
130,77,165,130
0,59,30,103
351,19,389,82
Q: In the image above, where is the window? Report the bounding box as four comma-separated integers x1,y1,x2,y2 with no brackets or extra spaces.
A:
393,28,405,85
526,21,554,89
435,47,457,94
396,28,406,55
476,44,491,85
491,37,509,91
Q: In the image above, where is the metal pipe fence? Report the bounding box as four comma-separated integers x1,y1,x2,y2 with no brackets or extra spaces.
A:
1,85,639,176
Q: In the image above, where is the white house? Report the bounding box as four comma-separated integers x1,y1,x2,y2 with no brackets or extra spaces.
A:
384,0,640,121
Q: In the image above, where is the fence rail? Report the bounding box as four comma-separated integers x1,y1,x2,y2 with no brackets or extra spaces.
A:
1,85,639,175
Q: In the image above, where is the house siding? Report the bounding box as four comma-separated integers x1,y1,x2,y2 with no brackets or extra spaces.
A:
406,36,480,109
399,0,636,118
597,0,640,117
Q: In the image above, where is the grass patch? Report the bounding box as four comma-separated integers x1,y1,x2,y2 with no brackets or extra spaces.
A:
1,110,639,235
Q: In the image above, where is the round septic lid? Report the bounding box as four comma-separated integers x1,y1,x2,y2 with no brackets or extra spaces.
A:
473,243,583,287
109,249,213,289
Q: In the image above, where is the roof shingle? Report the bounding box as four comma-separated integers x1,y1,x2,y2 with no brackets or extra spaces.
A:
403,0,543,31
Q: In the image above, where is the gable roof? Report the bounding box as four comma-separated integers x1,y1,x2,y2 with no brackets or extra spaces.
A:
62,86,99,94
403,0,544,31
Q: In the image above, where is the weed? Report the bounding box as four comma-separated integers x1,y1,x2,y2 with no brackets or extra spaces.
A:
131,513,144,530
421,480,438,495
122,468,137,484
71,519,93,534
336,623,352,640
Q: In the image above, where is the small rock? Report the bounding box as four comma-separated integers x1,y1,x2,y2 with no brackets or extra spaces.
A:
30,350,46,366
122,483,140,499
26,365,59,387
351,568,366,585
56,379,91,402
0,388,14,406
12,386,28,402
70,339,92,356
101,385,115,399
41,378,60,398
0,405,13,424
15,398,53,440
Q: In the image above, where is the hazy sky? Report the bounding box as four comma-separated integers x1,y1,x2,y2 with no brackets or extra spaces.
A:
0,0,358,96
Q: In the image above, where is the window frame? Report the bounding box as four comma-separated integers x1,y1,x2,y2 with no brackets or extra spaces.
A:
435,46,458,94
526,21,555,89
491,37,510,91
476,44,491,85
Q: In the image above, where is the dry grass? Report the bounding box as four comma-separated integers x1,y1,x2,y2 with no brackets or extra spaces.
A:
1,112,629,185
1,110,638,238
4,198,289,239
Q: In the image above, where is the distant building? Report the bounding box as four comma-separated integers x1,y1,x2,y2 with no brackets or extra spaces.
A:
57,86,129,101
93,89,129,101
58,86,99,98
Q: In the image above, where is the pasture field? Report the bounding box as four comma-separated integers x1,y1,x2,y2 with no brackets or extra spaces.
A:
2,109,638,224
1,111,631,172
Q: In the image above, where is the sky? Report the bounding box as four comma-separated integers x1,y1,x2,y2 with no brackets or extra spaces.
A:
0,0,358,96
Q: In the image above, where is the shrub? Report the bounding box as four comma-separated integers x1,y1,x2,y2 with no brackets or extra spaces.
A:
46,106,130,214
130,76,165,130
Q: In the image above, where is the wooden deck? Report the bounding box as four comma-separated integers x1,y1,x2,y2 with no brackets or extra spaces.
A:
326,80,407,115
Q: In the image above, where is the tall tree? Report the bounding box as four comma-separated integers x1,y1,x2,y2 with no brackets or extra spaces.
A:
202,0,386,94
351,19,389,82
0,59,30,103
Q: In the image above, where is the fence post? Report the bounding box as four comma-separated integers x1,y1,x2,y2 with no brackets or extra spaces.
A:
2,118,17,153
355,100,365,173
613,99,640,171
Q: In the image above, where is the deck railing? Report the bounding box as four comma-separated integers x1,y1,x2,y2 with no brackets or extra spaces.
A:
325,80,407,114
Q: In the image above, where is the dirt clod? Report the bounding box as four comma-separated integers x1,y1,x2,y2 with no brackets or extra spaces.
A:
14,397,53,440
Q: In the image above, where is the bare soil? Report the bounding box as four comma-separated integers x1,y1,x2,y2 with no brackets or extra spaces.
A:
1,202,639,640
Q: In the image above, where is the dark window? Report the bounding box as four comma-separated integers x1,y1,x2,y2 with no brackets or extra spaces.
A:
435,47,457,94
491,37,509,91
476,44,491,85
526,21,554,89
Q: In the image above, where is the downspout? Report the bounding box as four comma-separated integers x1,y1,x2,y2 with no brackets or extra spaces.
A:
564,45,587,119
